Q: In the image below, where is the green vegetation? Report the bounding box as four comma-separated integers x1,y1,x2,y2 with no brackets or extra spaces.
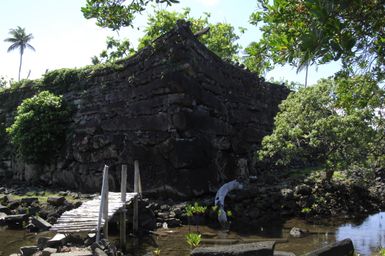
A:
152,248,161,256
248,0,385,81
1,191,78,204
4,26,35,81
258,75,384,181
185,232,201,249
92,37,134,64
93,8,243,63
0,61,124,95
186,202,207,232
81,0,179,30
139,8,243,61
6,91,71,164
377,248,385,256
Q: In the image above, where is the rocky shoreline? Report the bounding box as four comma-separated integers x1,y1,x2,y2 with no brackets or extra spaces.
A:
1,167,385,255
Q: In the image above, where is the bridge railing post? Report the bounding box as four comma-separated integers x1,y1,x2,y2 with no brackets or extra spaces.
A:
133,160,141,234
120,164,127,251
96,165,109,242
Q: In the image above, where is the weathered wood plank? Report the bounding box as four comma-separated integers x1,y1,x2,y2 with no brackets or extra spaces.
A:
51,191,137,234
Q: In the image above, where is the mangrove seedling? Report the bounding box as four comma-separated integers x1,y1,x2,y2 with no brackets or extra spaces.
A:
185,202,207,232
186,232,201,249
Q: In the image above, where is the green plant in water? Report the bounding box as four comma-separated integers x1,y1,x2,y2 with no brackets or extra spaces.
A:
378,248,385,256
152,248,161,256
185,202,207,232
186,232,201,249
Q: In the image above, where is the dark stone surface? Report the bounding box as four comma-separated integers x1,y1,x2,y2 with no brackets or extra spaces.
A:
0,21,289,197
191,241,275,256
47,197,66,206
304,239,354,256
20,246,39,256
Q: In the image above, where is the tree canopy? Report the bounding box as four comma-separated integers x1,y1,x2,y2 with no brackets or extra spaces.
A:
139,8,243,61
93,8,243,63
258,75,384,179
249,0,385,80
81,0,179,30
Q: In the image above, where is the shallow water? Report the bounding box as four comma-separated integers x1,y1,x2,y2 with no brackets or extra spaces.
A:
2,212,385,256
122,212,385,256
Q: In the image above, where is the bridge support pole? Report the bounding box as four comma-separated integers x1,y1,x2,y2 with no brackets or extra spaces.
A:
96,165,109,243
133,160,141,234
120,164,127,251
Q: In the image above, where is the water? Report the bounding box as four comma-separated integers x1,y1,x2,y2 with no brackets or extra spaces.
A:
2,212,385,256
336,212,385,255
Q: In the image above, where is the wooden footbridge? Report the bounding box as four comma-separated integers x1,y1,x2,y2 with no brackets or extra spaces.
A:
51,161,142,245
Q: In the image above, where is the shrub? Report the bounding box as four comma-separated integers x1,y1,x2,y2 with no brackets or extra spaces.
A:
258,76,381,180
6,91,71,164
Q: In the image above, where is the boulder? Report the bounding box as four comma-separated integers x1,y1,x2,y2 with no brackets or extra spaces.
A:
4,214,27,228
21,197,39,205
51,252,92,256
304,238,354,256
37,237,51,249
42,248,57,256
20,246,39,256
191,241,276,256
47,197,66,206
289,227,308,238
274,252,296,256
30,216,52,231
0,204,11,214
47,233,67,247
94,248,108,256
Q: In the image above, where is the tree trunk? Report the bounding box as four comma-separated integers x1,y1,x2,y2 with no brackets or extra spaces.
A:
304,63,309,87
18,52,23,81
325,168,334,182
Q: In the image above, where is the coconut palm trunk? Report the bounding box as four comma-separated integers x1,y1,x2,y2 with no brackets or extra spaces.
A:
18,51,23,81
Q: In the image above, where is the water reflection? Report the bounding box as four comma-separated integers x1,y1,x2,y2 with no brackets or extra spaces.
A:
336,212,385,256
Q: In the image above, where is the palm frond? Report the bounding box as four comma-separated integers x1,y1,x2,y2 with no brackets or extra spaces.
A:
7,43,21,53
26,43,35,51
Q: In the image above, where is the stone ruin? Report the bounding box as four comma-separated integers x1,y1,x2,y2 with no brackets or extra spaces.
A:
0,21,289,197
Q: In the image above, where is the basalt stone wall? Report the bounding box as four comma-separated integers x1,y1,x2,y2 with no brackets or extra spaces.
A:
0,22,289,197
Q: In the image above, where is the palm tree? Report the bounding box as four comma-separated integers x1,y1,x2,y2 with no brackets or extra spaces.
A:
4,26,35,81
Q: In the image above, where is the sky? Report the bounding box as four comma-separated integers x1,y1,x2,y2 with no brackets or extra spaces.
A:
0,0,340,85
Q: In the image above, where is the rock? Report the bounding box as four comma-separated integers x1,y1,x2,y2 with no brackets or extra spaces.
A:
47,233,67,247
93,248,108,256
47,197,66,206
191,241,276,256
37,237,50,249
42,248,57,256
51,252,92,256
304,238,354,256
166,218,181,228
0,194,9,203
7,200,21,210
21,197,39,205
0,204,11,214
289,227,308,238
4,214,27,228
20,246,39,256
84,233,96,246
274,252,296,256
30,216,52,231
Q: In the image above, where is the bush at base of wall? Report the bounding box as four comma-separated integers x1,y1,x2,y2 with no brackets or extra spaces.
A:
6,90,70,165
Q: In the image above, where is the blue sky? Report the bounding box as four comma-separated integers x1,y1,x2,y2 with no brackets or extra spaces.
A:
0,0,340,85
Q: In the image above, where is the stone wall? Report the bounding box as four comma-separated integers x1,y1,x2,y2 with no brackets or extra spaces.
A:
0,21,289,197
